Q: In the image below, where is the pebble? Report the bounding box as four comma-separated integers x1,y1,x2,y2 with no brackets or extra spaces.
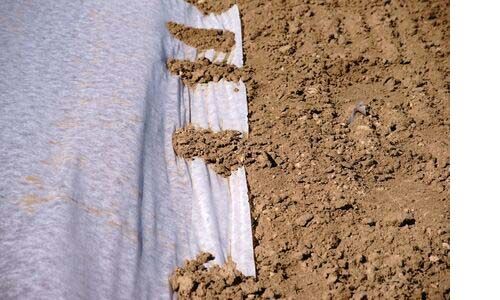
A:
295,213,314,227
355,254,367,264
383,212,415,227
429,255,440,263
278,44,293,54
362,217,376,226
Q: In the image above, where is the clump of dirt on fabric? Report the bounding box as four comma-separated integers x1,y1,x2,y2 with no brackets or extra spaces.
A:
167,22,235,53
171,0,450,299
185,0,236,15
174,125,281,177
167,58,245,86
170,252,274,299
173,126,248,176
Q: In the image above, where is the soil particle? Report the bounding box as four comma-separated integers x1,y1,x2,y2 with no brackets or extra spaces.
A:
295,213,314,227
167,22,236,53
361,217,376,226
347,101,368,125
167,58,244,86
383,211,416,227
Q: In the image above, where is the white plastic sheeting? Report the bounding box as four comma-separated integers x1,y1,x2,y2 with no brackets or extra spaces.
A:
163,1,255,278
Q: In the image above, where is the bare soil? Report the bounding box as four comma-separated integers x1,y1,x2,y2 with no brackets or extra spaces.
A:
185,0,235,15
170,0,450,299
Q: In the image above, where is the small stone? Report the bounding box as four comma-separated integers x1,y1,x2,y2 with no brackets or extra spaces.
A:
333,198,354,210
327,274,338,284
294,248,312,261
295,213,314,227
264,152,278,167
328,236,341,250
257,152,277,168
384,77,401,91
355,254,367,264
429,255,440,263
324,165,335,173
256,154,269,167
362,217,376,226
383,212,415,227
340,161,353,169
278,44,295,54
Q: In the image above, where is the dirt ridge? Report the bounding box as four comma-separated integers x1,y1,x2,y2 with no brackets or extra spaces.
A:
167,58,245,86
167,22,235,53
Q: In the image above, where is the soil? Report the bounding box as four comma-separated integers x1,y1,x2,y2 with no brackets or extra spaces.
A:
185,0,236,15
170,253,270,299
170,0,450,299
167,22,235,53
167,58,245,85
173,126,248,177
173,126,282,177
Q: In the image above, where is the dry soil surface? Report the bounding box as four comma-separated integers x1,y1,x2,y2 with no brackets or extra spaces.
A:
170,0,450,299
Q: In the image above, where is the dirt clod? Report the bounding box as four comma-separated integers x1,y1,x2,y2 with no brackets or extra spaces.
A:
173,126,248,177
167,58,244,86
383,211,416,227
170,252,266,300
167,22,236,53
295,213,314,227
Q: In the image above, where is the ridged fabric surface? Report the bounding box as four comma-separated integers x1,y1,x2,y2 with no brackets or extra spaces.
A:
0,1,253,299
